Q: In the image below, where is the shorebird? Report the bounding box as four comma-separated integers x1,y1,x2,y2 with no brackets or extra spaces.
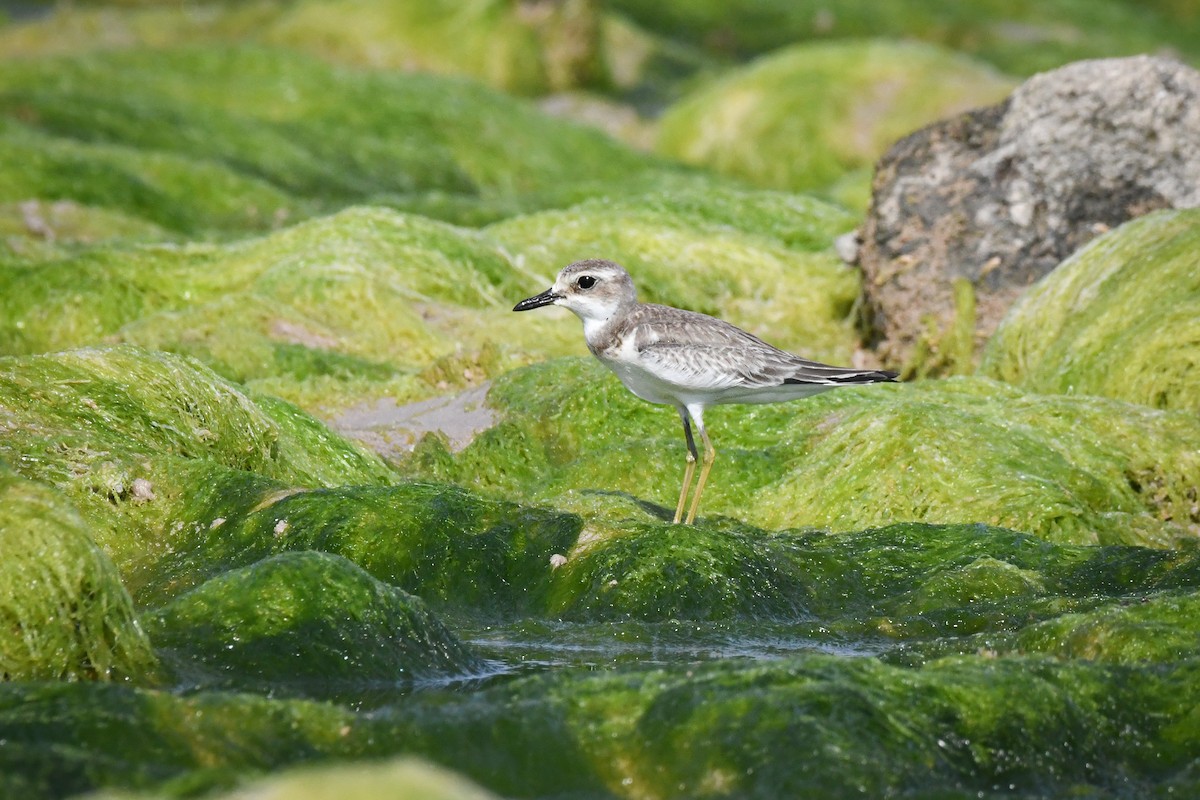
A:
513,259,897,524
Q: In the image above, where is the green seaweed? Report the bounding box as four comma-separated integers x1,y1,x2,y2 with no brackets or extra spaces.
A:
0,467,158,683
488,188,861,362
407,360,1200,547
656,40,1014,198
0,0,610,97
1,188,863,412
0,45,686,232
982,209,1200,414
0,346,394,598
147,551,485,693
607,0,1200,75
4,652,1195,799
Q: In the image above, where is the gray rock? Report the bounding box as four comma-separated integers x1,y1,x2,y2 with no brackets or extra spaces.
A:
855,55,1200,370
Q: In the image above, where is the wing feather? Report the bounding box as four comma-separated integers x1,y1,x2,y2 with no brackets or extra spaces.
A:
627,304,896,391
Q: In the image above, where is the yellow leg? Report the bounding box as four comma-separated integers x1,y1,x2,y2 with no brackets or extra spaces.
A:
672,454,696,524
672,408,700,525
685,424,715,525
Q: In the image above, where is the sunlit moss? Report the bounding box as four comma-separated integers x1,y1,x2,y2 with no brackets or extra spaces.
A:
84,757,502,800
656,40,1014,198
0,45,684,230
0,208,530,411
0,0,609,96
606,0,1200,75
0,346,394,597
982,209,1200,413
2,186,862,412
0,467,158,683
408,360,1200,546
489,188,862,362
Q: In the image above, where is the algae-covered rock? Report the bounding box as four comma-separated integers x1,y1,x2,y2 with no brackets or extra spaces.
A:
147,551,485,692
858,58,1200,373
0,0,610,96
5,651,1195,799
0,45,683,232
489,188,861,362
545,519,1200,630
656,40,1013,201
606,0,1200,75
408,360,1200,546
2,188,859,413
0,467,157,683
0,208,525,411
212,483,580,612
264,0,609,95
0,346,394,597
389,653,1200,798
0,682,364,799
84,757,503,800
982,209,1200,413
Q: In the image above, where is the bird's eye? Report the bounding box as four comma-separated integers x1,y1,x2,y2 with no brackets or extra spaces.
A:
577,275,596,290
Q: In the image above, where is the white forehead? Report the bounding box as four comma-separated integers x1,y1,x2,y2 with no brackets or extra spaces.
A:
556,259,627,283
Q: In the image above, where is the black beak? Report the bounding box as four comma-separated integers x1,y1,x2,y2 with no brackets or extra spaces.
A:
513,288,559,312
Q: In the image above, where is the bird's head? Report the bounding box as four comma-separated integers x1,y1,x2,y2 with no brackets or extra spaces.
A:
513,259,638,324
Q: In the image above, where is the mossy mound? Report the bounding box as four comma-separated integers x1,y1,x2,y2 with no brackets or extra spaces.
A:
0,0,609,97
0,207,536,411
84,757,502,800
0,45,684,233
403,654,1200,799
0,345,394,597
0,199,170,262
607,0,1200,75
545,519,1200,631
489,188,861,363
981,209,1200,414
0,467,157,683
4,652,1195,799
186,482,580,613
0,682,363,799
2,188,861,413
407,360,1200,546
147,551,485,693
656,40,1014,202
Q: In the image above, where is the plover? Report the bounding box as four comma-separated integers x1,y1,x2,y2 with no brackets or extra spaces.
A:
514,259,897,524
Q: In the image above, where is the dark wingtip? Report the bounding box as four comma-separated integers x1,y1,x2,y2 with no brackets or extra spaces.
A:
827,370,900,385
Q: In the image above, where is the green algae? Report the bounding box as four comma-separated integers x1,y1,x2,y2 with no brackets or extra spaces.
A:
0,509,1199,797
0,117,304,240
216,483,580,613
0,207,524,411
0,467,157,683
0,0,608,96
408,360,1200,547
544,519,1200,633
0,682,363,799
85,757,502,800
382,653,1200,799
656,40,1014,199
1,188,862,413
3,652,1193,799
0,199,169,261
146,551,484,693
982,209,1200,414
0,45,685,231
488,188,861,362
0,346,394,598
607,0,1200,75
